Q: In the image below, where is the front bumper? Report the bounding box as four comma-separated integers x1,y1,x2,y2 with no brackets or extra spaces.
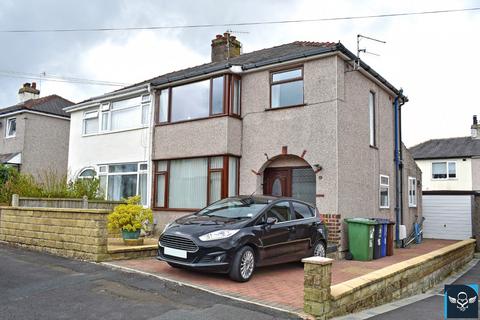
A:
157,234,238,273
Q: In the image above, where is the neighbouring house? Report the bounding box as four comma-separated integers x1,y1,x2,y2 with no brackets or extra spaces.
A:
65,33,421,250
410,116,480,244
0,83,73,178
63,85,153,206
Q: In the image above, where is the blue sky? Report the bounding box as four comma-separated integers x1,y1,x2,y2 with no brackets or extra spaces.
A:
0,0,479,146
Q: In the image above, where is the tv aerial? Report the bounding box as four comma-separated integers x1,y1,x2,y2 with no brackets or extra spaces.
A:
355,34,386,70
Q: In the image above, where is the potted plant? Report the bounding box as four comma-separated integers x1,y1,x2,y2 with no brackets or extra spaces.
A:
107,196,153,245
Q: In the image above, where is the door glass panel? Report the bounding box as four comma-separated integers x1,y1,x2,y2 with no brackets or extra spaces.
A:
271,178,283,196
156,175,165,207
265,201,290,222
292,168,315,205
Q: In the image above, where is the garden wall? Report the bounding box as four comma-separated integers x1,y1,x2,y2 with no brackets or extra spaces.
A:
0,206,110,261
303,239,476,319
17,196,123,210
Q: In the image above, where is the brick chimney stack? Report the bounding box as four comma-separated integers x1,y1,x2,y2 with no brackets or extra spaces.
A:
211,32,241,63
18,82,40,102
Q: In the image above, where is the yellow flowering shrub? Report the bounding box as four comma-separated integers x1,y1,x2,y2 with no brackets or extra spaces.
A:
107,196,153,232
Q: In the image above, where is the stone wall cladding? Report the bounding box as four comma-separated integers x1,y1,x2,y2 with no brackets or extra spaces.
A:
320,213,341,245
0,206,110,262
303,239,476,319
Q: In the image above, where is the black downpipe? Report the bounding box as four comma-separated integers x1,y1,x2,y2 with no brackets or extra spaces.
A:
394,90,406,248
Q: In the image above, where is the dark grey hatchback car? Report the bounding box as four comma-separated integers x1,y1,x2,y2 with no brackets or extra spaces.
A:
157,195,327,282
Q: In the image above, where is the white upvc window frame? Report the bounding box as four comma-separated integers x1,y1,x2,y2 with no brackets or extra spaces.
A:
82,110,99,135
97,162,148,206
408,176,417,207
431,161,457,180
5,117,17,138
368,91,376,147
379,174,390,209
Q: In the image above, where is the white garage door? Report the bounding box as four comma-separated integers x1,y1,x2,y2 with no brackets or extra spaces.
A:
422,195,472,240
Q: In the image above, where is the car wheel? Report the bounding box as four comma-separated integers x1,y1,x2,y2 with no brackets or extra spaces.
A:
313,241,326,258
229,246,255,282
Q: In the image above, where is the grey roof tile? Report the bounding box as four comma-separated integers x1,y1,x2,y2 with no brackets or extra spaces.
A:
0,95,73,118
409,137,480,159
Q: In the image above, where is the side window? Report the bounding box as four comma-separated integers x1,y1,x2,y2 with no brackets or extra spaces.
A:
265,201,291,223
292,202,314,219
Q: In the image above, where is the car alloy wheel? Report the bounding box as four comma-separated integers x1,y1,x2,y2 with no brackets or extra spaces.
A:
240,250,255,280
314,242,326,257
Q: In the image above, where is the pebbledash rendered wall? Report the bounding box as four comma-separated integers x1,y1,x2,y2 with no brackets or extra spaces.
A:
150,54,422,250
303,239,476,319
0,206,110,261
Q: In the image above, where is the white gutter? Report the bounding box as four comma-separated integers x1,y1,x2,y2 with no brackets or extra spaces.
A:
0,109,70,121
63,85,148,113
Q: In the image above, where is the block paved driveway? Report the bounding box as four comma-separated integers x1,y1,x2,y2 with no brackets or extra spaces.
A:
108,239,457,313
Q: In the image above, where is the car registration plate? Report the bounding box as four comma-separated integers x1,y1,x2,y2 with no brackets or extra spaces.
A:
164,247,187,259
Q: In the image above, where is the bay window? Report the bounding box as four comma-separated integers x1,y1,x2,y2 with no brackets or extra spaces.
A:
270,67,304,108
157,75,241,124
154,156,239,209
98,162,148,206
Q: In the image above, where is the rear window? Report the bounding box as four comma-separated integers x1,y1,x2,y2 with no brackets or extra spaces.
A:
292,202,314,219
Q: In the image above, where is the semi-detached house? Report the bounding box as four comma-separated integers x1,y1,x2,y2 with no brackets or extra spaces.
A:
65,33,422,250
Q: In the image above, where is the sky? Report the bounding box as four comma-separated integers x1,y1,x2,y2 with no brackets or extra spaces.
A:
0,0,479,147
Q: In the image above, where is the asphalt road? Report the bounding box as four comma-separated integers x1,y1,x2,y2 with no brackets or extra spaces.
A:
0,243,299,320
369,260,479,320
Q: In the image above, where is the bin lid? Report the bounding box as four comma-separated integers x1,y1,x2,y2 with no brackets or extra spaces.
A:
345,218,377,225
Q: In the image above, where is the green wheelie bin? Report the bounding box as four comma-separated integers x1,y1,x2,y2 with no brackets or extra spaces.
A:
345,218,376,261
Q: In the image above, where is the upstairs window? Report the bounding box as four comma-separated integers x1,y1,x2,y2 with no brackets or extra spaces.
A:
5,117,16,138
270,67,304,108
369,91,376,146
157,75,240,124
83,110,99,135
408,177,417,207
432,161,456,179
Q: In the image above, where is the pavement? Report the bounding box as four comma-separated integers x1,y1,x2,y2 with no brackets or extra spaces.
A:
107,239,457,312
0,243,300,320
333,258,480,320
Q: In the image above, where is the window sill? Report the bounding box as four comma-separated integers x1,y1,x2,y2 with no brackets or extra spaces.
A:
379,207,390,210
265,104,306,112
156,114,241,126
369,145,378,150
4,135,16,139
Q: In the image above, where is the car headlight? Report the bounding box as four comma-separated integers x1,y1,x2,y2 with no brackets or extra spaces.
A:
199,229,240,241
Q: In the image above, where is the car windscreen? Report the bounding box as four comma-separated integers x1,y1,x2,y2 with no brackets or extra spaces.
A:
196,198,267,220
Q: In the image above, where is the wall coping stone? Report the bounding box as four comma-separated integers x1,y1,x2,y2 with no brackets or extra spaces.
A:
330,239,476,300
302,256,334,265
18,196,124,204
0,206,110,214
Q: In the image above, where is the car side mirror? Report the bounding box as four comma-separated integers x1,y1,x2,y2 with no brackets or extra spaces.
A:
266,217,277,225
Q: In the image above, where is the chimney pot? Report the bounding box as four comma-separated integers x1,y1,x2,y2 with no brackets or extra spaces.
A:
473,115,477,125
32,82,36,89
